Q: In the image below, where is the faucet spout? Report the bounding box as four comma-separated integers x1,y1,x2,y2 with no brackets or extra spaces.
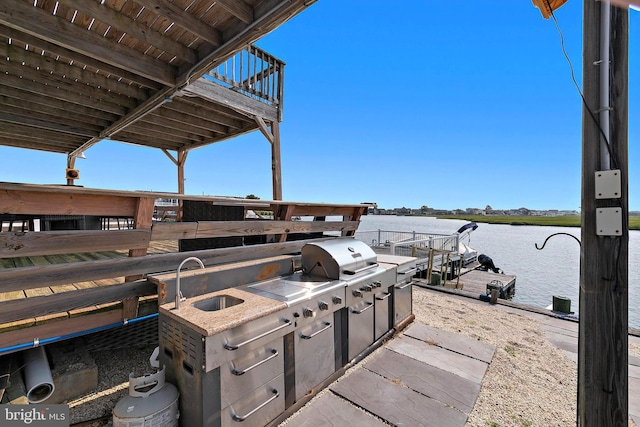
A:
175,256,205,309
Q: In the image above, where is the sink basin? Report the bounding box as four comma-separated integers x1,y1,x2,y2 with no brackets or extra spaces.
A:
192,295,244,311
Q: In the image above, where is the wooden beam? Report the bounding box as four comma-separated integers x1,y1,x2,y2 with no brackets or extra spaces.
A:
0,190,138,216
0,230,151,258
184,80,279,122
578,1,629,425
0,1,176,86
1,86,118,123
0,238,326,293
271,121,282,200
0,112,97,138
0,281,156,325
56,0,198,64
0,42,150,100
125,197,155,281
0,73,128,116
133,0,222,47
0,24,163,90
255,116,274,144
215,0,253,24
0,309,123,350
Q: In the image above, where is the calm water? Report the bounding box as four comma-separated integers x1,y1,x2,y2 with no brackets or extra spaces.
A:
357,215,640,329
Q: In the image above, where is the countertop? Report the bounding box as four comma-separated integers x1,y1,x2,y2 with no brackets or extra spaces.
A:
158,287,286,337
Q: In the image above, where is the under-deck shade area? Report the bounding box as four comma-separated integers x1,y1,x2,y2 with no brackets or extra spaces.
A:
0,0,302,197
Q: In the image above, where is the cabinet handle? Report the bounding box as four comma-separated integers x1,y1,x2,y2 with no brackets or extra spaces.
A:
350,302,373,314
231,349,278,376
398,267,417,276
375,292,391,301
395,282,412,290
299,322,332,340
224,319,291,351
231,389,279,422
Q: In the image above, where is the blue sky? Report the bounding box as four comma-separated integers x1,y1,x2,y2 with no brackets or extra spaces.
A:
1,1,638,210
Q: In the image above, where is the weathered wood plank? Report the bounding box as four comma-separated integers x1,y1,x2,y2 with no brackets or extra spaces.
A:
403,323,496,363
330,368,467,427
0,309,123,349
184,80,279,122
0,281,155,324
151,222,198,240
0,238,328,293
386,335,489,384
0,0,176,85
57,0,197,64
284,392,387,427
0,189,138,216
193,220,358,239
365,348,481,415
0,229,151,258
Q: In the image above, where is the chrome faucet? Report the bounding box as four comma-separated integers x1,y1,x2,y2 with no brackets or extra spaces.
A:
175,256,205,309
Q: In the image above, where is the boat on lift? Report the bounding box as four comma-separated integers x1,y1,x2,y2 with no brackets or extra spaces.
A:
456,222,479,266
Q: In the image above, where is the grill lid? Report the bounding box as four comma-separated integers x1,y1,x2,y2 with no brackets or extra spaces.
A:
301,239,378,280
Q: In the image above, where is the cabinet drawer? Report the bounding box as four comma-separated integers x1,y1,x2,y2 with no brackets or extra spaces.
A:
221,374,284,427
220,338,284,408
206,310,293,371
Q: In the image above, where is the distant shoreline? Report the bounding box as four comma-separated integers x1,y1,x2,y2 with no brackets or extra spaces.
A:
396,214,640,231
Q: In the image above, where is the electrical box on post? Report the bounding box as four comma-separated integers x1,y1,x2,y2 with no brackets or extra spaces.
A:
596,207,622,236
595,169,621,199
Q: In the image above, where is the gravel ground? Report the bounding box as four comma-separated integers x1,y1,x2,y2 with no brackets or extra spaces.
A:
411,288,638,427
67,287,639,426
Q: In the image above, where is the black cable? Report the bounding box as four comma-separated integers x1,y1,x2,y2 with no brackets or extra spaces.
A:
535,232,581,250
545,0,619,170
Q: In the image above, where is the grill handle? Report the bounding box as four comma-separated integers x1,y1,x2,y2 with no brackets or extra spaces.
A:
343,263,379,275
299,322,332,340
395,282,412,290
231,349,279,376
350,302,373,314
398,267,417,276
375,292,391,301
224,319,291,351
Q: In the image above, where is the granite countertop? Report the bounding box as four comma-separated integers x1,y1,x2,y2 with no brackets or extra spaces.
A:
158,287,286,337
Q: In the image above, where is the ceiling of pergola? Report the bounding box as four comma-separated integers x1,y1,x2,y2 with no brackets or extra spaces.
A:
0,0,313,157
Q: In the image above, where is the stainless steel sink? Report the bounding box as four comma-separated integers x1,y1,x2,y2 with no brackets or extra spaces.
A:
192,295,244,312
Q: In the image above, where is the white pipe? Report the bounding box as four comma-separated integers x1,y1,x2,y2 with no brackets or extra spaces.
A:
599,0,611,170
22,346,55,403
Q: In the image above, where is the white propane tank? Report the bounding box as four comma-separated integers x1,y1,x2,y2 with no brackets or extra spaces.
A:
112,367,179,427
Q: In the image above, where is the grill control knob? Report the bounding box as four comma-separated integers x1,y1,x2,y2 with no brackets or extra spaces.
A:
352,289,363,298
373,281,382,288
361,285,373,292
302,307,316,318
332,295,343,305
318,301,329,311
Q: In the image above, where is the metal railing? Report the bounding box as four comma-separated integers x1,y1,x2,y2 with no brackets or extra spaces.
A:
355,229,459,257
207,45,284,111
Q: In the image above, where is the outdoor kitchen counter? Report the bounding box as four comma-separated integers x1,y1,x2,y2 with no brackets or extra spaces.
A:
158,287,286,337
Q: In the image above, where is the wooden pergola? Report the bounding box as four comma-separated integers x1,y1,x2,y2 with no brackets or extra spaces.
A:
0,0,309,199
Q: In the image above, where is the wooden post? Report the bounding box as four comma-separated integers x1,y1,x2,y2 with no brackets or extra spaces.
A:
578,1,628,425
271,121,282,200
177,149,188,221
124,197,155,283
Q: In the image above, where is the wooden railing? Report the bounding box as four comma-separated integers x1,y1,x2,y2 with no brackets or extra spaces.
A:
0,183,368,350
207,45,284,115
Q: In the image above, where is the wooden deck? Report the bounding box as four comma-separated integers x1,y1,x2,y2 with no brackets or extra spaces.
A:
281,322,496,427
415,267,517,300
0,183,370,353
